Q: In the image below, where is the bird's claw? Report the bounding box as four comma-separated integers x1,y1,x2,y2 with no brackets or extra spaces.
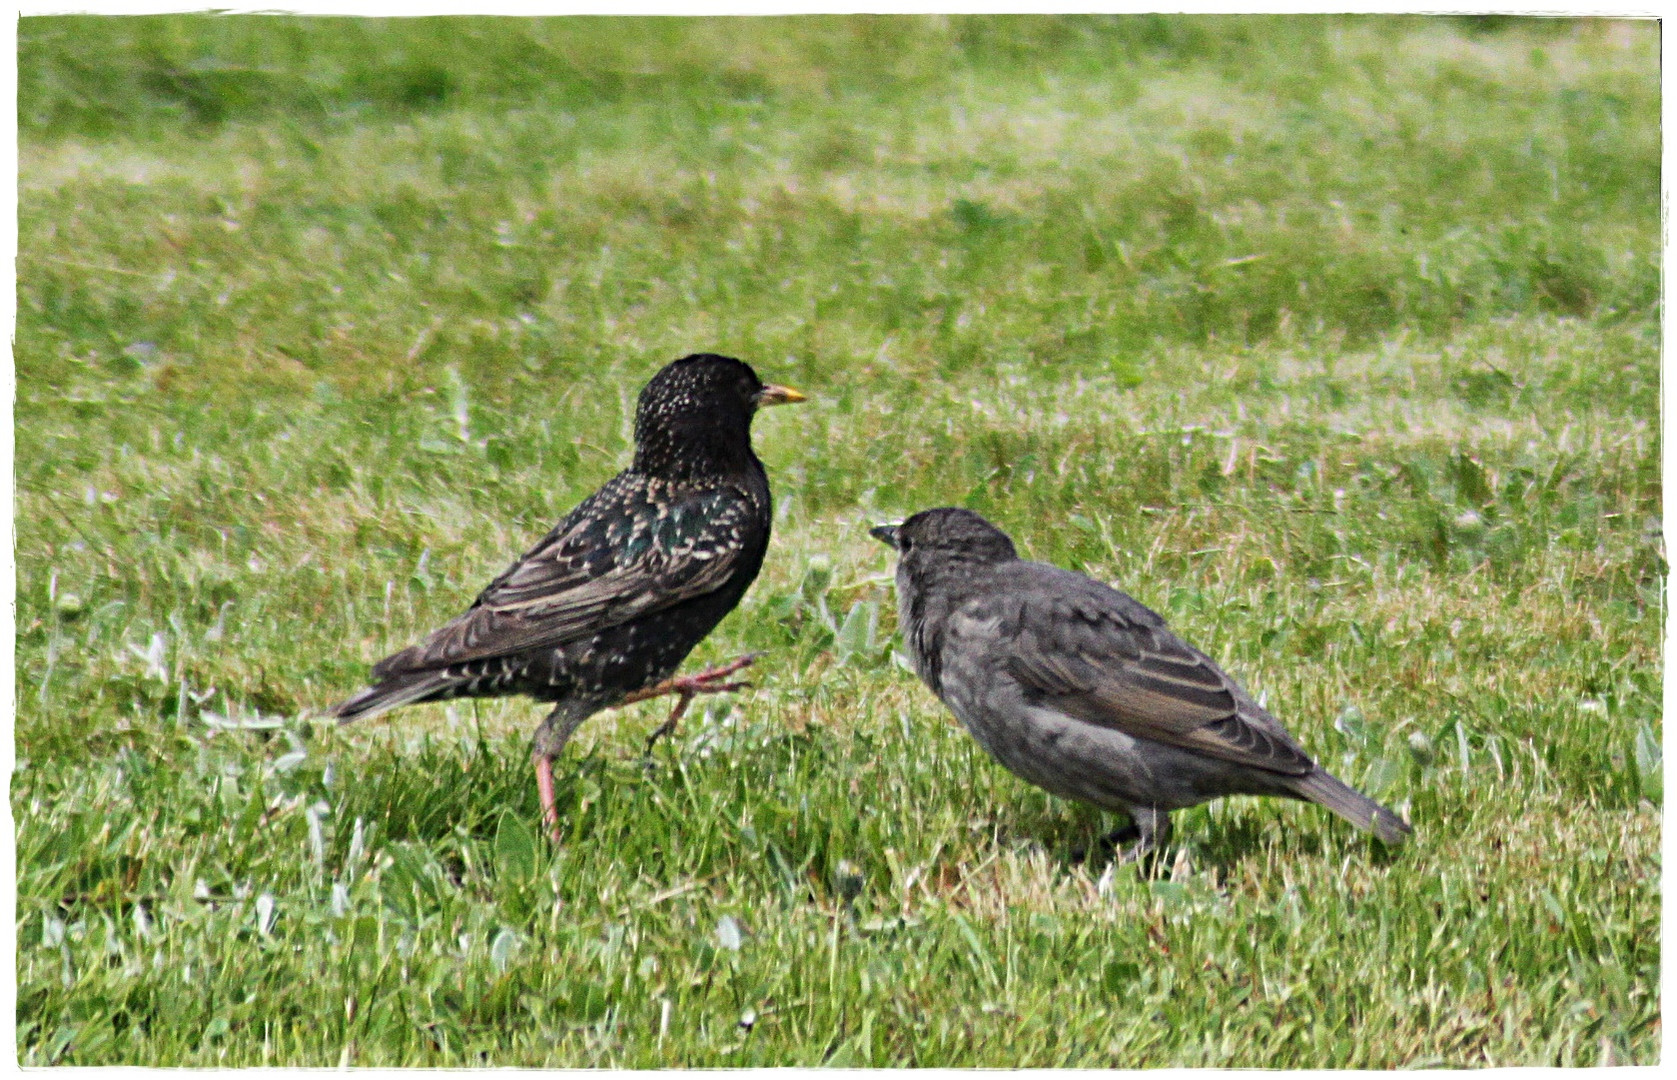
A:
633,654,762,753
1100,823,1142,849
620,654,761,705
686,677,752,696
1114,841,1158,867
675,653,761,692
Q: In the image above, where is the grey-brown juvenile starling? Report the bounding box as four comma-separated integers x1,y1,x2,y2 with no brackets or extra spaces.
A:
334,354,804,842
872,507,1411,861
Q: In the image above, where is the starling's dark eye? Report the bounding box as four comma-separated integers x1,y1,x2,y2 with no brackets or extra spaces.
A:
899,537,913,553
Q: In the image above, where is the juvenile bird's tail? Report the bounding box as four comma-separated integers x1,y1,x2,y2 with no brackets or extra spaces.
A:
333,671,456,725
1291,768,1412,846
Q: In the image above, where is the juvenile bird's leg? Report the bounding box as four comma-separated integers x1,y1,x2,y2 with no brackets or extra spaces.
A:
1111,806,1172,866
625,653,762,751
1101,822,1141,846
532,703,592,845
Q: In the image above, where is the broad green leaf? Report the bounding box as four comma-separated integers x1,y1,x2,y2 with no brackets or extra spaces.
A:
495,810,539,881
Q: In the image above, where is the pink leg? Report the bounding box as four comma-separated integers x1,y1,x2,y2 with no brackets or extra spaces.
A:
533,751,562,845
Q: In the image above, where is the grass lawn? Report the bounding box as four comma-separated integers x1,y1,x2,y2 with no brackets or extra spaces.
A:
12,13,1661,1066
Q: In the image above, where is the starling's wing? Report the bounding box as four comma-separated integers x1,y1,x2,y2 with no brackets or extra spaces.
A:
978,567,1312,776
372,478,757,677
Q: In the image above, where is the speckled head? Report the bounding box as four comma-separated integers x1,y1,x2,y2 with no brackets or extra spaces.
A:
632,353,804,480
872,507,1019,567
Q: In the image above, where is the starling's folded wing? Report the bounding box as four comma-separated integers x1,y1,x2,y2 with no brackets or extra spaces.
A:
373,479,756,677
987,576,1313,776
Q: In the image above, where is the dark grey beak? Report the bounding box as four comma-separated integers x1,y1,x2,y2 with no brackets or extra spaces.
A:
869,524,900,549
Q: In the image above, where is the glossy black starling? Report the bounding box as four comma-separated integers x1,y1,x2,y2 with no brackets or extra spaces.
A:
872,508,1411,862
334,354,805,841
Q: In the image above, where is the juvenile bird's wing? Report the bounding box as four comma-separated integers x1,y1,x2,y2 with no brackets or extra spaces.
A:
966,566,1312,776
373,477,758,677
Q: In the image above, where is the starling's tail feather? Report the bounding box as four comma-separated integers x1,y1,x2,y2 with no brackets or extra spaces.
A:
1292,768,1412,846
333,671,458,725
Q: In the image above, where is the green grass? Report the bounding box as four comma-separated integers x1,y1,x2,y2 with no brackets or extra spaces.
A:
13,13,1661,1066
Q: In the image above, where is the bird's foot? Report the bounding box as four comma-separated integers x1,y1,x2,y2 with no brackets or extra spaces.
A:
1114,838,1162,867
631,654,762,752
1100,823,1142,849
625,653,762,706
1106,810,1170,871
1065,823,1137,865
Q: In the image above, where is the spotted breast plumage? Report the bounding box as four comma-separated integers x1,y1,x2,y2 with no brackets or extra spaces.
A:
333,354,805,842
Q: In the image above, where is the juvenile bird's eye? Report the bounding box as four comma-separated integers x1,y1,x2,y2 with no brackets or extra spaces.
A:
899,537,913,552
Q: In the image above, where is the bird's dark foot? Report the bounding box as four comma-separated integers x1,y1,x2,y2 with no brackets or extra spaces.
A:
1069,822,1148,865
632,654,762,752
1100,823,1142,849
1111,808,1170,869
1114,837,1162,867
1073,826,1159,867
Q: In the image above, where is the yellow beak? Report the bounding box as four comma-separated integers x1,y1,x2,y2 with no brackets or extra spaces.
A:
755,384,807,407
